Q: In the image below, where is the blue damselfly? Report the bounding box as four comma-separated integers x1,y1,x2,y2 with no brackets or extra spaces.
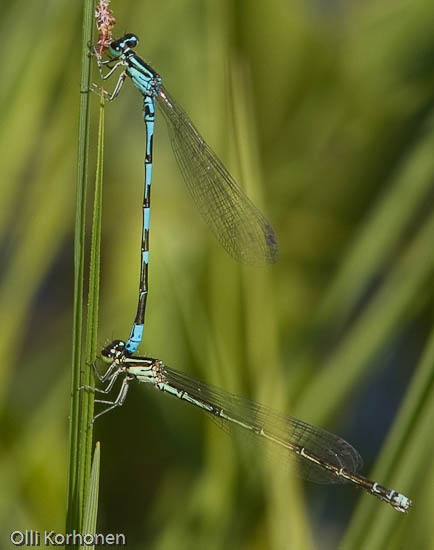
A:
94,34,278,355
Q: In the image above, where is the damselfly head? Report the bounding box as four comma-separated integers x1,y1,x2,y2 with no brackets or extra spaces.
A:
109,33,139,57
101,339,126,362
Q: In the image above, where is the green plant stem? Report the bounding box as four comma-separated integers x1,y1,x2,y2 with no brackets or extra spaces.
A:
80,442,101,550
66,0,98,542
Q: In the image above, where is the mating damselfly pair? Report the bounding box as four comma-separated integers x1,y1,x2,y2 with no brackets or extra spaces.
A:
85,30,411,513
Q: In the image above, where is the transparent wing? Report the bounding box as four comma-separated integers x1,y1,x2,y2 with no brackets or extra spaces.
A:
156,86,278,266
159,365,363,484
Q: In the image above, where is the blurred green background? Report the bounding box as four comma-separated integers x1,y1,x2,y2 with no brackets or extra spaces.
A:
2,0,434,548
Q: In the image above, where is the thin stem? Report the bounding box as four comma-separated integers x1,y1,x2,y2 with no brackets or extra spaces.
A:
66,0,99,542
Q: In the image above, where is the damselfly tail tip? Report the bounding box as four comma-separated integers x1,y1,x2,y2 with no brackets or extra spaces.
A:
392,493,412,513
371,481,412,512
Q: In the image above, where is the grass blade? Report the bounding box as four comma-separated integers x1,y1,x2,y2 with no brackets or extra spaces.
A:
80,442,101,550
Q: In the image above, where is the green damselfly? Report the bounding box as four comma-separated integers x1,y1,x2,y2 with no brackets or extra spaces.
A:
84,340,412,513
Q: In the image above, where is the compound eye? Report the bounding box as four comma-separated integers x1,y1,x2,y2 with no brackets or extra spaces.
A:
108,41,122,56
124,33,138,48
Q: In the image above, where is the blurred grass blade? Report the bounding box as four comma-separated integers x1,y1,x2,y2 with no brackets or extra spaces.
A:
80,442,101,550
297,209,434,426
341,321,434,549
316,109,434,330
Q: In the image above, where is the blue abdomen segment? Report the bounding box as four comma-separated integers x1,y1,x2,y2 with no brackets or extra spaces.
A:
124,91,155,355
126,324,144,354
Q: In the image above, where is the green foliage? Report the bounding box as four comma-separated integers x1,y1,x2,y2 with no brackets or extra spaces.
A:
1,0,434,548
